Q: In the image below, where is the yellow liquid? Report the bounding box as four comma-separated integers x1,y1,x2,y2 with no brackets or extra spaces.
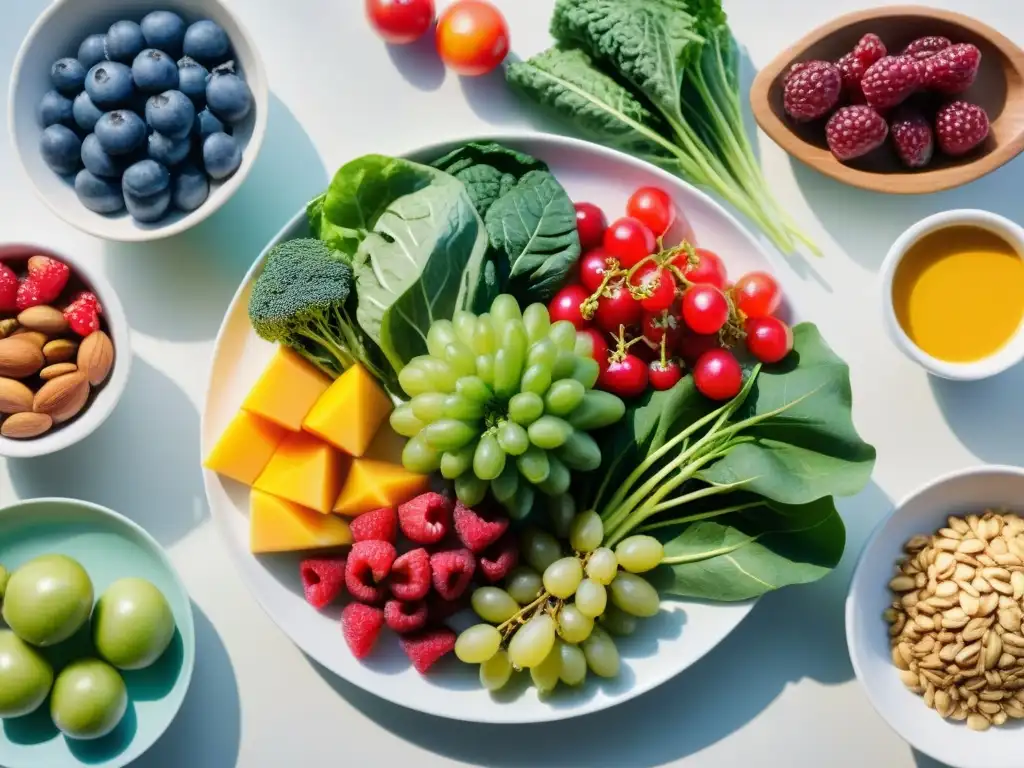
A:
892,226,1024,363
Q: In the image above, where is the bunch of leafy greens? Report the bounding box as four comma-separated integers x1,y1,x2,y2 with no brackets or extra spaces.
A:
584,324,875,601
507,0,819,256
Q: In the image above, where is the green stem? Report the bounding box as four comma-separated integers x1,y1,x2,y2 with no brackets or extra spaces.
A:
636,501,764,532
648,479,751,516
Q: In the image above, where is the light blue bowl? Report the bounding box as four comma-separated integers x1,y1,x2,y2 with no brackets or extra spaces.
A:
0,498,195,768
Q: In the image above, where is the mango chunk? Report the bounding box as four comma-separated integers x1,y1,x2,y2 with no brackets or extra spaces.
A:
364,423,408,464
250,489,352,553
243,348,332,431
204,411,287,485
254,431,346,514
303,364,393,457
333,458,431,517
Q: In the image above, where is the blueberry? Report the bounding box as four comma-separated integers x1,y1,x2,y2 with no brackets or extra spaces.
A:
38,90,74,128
202,131,241,180
147,131,190,167
105,20,145,63
132,49,179,92
77,34,107,70
75,169,125,214
123,159,170,198
95,110,147,155
124,186,171,223
40,125,82,175
51,58,86,96
177,57,208,105
82,133,128,178
140,11,186,57
194,107,225,141
72,91,104,132
206,71,251,124
145,90,194,140
182,20,230,66
172,164,209,211
85,62,134,108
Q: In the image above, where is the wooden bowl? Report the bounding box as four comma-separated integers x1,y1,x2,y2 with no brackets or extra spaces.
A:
750,6,1024,194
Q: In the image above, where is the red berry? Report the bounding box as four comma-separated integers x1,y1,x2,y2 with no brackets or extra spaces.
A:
345,540,397,604
342,603,385,659
836,34,887,101
548,284,590,330
673,247,727,290
642,309,683,347
384,599,429,634
0,264,18,312
17,256,70,310
648,359,682,390
783,61,812,86
578,249,616,293
70,290,102,312
935,101,990,156
782,61,841,121
890,109,935,168
860,55,923,110
693,349,743,402
299,558,346,610
574,202,608,252
636,267,676,313
478,533,518,582
924,44,981,94
902,36,951,61
429,548,476,601
678,331,721,365
745,316,794,364
593,282,642,333
63,298,101,337
851,33,887,67
825,105,889,161
398,492,452,545
681,284,729,335
390,547,432,602
597,355,648,398
350,507,398,543
400,627,456,674
453,501,509,553
603,217,655,268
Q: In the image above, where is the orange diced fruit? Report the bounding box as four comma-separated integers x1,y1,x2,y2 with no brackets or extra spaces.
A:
333,458,431,517
249,489,352,553
303,364,393,457
243,347,332,431
204,411,287,485
364,423,408,464
254,431,346,514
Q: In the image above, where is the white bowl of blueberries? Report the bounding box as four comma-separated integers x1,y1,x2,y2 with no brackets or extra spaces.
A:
9,0,268,241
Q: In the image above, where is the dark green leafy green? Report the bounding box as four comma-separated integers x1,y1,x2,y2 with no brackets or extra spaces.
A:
431,142,548,178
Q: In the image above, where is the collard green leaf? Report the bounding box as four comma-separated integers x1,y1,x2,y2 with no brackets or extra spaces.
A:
431,142,548,177
484,170,581,303
450,164,506,216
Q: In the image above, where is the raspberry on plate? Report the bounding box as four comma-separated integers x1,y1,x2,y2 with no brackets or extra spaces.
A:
400,628,457,674
17,255,70,310
429,548,476,601
345,540,396,604
342,603,385,660
63,295,101,336
783,61,812,86
0,264,18,312
453,502,509,553
902,36,952,61
923,44,982,95
478,533,519,583
384,599,428,634
783,60,842,121
826,105,889,161
935,101,990,156
398,492,453,545
850,33,887,67
861,55,923,110
390,547,431,602
836,34,887,102
890,108,935,168
350,507,397,544
300,558,346,610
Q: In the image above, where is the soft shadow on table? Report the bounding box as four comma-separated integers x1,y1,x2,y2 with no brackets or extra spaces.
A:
7,355,206,547
102,92,328,343
929,363,1024,466
133,604,242,768
313,482,891,768
386,36,447,91
914,749,953,768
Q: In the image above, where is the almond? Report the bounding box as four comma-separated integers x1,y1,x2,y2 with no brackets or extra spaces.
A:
1,412,52,439
0,318,17,339
0,338,44,378
40,363,77,381
77,331,113,386
43,338,78,364
0,377,33,414
17,305,67,335
10,329,47,348
33,372,88,423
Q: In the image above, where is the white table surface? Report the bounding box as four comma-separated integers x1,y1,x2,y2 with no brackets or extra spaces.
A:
0,0,1020,765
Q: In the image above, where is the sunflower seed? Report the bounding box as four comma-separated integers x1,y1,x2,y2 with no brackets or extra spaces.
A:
986,633,1004,670
960,538,986,554
973,576,994,594
937,538,960,552
960,592,981,616
889,575,915,592
993,710,1009,726
981,592,1000,616
957,643,983,666
935,581,959,598
964,619,989,642
954,563,976,581
980,701,1003,714
992,578,1014,596
939,642,963,663
957,580,981,598
1004,700,1024,718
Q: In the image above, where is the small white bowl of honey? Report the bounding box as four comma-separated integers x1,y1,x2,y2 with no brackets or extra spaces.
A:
881,210,1024,381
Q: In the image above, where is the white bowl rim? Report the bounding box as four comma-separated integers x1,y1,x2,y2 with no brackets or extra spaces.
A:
7,0,269,243
0,243,132,459
198,129,779,723
879,209,1024,381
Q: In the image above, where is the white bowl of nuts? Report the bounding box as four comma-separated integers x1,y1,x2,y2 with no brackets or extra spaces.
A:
847,465,1024,768
0,243,129,458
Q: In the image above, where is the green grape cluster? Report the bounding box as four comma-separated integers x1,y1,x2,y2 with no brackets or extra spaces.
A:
389,294,625,517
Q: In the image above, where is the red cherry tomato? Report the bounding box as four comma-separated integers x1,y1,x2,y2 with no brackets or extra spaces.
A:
648,359,683,390
681,284,729,335
603,217,656,268
575,202,608,252
579,249,615,293
631,336,659,363
733,271,782,319
745,316,793,364
366,0,435,43
598,355,648,398
693,349,743,401
642,309,683,347
548,284,590,330
594,282,643,333
678,331,721,365
576,328,609,368
626,187,676,237
435,0,509,76
673,248,728,290
637,267,676,313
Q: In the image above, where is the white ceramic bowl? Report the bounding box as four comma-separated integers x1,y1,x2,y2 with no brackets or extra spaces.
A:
0,244,130,458
847,465,1024,768
8,0,268,242
880,210,1024,381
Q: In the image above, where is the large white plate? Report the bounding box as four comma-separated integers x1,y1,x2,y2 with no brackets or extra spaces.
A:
201,133,791,724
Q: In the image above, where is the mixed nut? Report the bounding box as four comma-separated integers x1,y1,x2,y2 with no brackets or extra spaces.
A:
0,255,114,440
